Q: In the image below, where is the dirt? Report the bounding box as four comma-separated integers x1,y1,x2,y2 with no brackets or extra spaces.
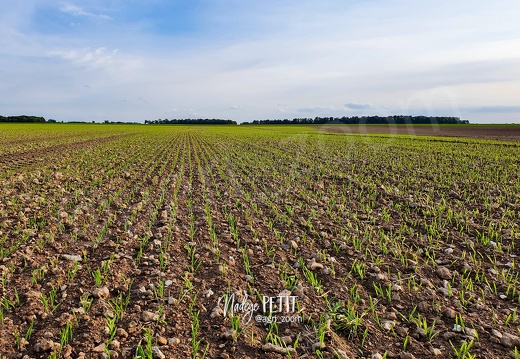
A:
0,133,138,171
0,126,519,359
318,125,520,141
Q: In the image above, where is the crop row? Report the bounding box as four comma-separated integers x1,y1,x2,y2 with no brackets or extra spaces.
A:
0,124,519,358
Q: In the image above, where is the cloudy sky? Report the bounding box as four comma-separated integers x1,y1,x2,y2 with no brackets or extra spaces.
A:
1,1,519,123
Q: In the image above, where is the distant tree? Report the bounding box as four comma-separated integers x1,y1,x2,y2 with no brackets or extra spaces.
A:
0,115,46,123
146,118,237,125
246,115,468,125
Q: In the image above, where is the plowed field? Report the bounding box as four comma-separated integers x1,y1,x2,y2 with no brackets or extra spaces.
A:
1,123,519,359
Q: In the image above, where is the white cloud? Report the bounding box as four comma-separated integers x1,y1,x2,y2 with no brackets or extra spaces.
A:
45,46,143,79
47,47,116,66
59,4,112,20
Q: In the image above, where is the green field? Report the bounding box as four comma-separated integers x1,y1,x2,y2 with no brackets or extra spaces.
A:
1,123,519,358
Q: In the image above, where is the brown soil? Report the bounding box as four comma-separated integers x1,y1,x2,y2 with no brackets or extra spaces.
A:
318,125,520,141
0,126,519,359
0,133,138,171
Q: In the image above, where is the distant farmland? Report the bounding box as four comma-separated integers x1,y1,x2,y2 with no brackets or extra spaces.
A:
1,123,519,358
318,124,520,141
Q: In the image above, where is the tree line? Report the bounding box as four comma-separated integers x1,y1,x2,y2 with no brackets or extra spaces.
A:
145,118,237,125
1,114,469,125
243,115,469,125
0,115,47,123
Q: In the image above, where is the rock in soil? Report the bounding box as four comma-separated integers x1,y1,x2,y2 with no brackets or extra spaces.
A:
442,307,456,319
152,346,166,359
92,287,110,299
501,333,520,348
34,339,55,352
168,337,181,346
116,328,129,338
92,343,106,352
262,343,297,355
141,310,159,322
436,266,452,280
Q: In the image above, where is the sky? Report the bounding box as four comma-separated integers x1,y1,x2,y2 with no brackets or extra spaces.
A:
1,1,519,124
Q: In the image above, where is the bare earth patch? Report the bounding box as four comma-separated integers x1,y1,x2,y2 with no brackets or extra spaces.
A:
318,125,520,141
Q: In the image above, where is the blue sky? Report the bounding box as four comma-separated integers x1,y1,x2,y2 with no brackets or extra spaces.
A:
1,1,519,123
